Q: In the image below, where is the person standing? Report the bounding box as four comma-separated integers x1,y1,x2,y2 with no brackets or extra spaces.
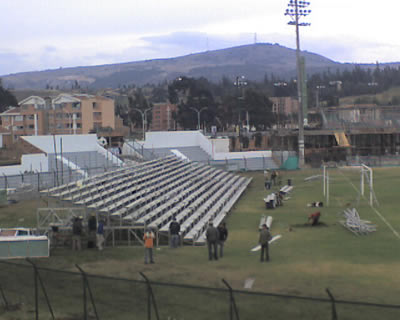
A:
96,219,105,251
169,217,181,248
217,223,228,258
271,170,277,186
206,221,219,261
259,224,272,262
143,228,155,264
72,216,83,251
87,213,97,249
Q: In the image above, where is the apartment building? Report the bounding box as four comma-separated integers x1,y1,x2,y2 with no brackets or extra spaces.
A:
0,94,116,143
150,103,178,131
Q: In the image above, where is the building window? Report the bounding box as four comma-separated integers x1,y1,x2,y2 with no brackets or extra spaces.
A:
77,123,82,128
15,115,24,121
92,102,99,109
72,102,81,109
28,124,34,129
93,112,102,120
75,113,81,119
28,115,35,120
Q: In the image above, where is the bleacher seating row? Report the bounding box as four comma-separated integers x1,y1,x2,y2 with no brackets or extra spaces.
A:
263,184,294,209
43,155,252,244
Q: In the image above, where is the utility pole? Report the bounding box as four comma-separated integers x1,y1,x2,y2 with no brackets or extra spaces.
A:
285,0,311,167
234,76,247,126
132,107,152,140
189,107,207,130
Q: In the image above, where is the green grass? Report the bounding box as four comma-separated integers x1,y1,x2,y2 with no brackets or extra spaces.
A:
1,167,400,319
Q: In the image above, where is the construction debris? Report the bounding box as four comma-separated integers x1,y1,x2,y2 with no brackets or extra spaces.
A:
339,208,377,235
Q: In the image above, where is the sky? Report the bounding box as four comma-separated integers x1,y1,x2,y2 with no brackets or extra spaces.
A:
1,0,399,75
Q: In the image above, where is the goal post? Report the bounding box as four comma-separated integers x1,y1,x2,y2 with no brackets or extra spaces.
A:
361,164,374,207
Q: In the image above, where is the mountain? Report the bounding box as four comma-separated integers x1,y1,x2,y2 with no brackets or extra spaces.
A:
0,43,380,90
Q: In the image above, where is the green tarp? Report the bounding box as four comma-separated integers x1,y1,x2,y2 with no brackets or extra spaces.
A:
280,156,299,170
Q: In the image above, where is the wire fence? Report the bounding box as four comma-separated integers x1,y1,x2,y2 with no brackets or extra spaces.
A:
0,259,399,320
0,165,121,193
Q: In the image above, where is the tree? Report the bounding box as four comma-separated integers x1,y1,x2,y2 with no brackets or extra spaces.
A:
242,89,275,129
168,77,217,130
0,79,18,113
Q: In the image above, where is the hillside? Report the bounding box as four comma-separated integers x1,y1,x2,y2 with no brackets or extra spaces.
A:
2,43,397,90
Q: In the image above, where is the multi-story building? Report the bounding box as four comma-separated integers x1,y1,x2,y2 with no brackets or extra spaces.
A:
270,96,299,129
150,103,178,131
0,94,117,143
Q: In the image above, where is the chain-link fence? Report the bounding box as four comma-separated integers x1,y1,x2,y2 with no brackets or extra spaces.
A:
0,260,399,320
0,165,121,192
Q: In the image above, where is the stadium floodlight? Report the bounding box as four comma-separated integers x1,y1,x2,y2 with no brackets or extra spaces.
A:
285,0,311,167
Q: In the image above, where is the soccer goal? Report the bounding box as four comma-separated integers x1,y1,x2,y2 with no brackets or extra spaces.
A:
361,164,379,207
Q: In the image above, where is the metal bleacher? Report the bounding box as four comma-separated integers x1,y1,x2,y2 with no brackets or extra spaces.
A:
43,155,252,245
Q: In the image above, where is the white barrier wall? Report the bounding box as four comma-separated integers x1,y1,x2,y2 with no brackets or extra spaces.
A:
96,145,124,166
0,153,48,175
210,138,230,153
22,134,99,153
144,131,201,148
213,150,272,161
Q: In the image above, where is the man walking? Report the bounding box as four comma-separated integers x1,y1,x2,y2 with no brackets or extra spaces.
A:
217,222,228,258
206,220,219,261
96,219,105,251
72,216,83,251
169,217,181,248
259,224,272,262
143,228,155,264
87,213,97,249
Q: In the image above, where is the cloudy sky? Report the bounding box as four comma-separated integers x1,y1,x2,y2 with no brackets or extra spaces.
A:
1,0,399,75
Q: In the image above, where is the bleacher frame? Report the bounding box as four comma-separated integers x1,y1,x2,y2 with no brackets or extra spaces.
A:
42,155,252,247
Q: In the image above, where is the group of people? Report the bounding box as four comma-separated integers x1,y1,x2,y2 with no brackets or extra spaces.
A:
264,170,280,190
205,221,228,261
141,218,229,264
71,213,273,263
142,217,181,264
71,214,105,251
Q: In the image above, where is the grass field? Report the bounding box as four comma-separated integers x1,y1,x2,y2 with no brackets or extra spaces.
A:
1,167,400,319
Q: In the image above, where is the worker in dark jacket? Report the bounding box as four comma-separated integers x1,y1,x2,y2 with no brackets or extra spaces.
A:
259,224,272,262
206,220,219,261
169,217,181,248
308,211,321,226
217,223,228,258
87,213,97,249
72,216,83,251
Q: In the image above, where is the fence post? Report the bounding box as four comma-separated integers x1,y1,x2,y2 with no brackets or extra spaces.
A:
3,174,7,190
26,258,56,320
0,284,9,310
139,272,160,320
326,288,338,320
76,264,99,320
222,279,239,320
37,172,40,192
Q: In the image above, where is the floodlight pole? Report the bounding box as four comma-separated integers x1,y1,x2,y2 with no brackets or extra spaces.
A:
285,0,311,168
189,107,207,130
